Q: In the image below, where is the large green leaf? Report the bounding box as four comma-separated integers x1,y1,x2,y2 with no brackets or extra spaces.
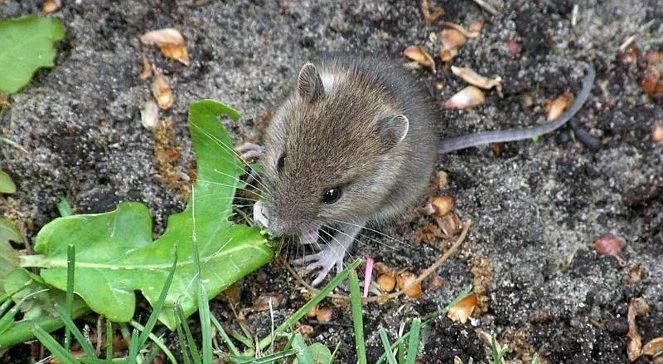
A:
0,16,65,95
21,100,273,329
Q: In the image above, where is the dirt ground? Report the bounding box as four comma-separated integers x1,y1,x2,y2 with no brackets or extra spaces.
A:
1,0,661,363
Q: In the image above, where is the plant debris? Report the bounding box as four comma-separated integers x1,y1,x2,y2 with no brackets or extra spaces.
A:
396,271,422,298
431,195,455,217
469,256,492,314
443,86,485,109
545,91,574,121
641,52,663,97
140,55,153,80
140,100,159,130
594,233,624,257
627,297,650,361
642,337,663,358
419,0,444,25
652,121,663,143
403,46,436,72
151,67,174,110
447,293,477,324
451,66,503,96
41,0,61,13
438,28,466,62
140,28,191,66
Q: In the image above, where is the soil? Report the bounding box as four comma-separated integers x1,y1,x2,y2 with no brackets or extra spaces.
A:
1,0,661,363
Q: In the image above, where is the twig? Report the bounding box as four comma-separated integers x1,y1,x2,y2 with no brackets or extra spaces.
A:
471,0,498,15
283,220,472,303
0,136,28,153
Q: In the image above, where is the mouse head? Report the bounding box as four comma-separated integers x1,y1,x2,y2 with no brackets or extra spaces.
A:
260,62,411,237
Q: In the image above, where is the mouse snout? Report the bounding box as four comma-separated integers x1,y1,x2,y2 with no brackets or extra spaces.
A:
259,201,312,237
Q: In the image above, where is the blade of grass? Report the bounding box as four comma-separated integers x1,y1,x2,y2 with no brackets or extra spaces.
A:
127,327,140,364
253,259,362,354
175,318,193,364
32,324,80,364
210,314,240,356
191,186,213,364
231,329,254,349
348,269,367,364
405,319,421,364
130,253,178,360
329,341,341,364
397,339,405,364
129,320,177,364
378,327,397,364
105,319,113,361
64,244,76,351
54,304,96,359
291,333,313,364
176,304,202,364
58,197,73,217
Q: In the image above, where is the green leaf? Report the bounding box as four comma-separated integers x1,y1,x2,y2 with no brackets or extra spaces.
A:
0,218,22,296
307,343,332,364
20,100,272,329
0,16,65,95
0,170,16,194
0,269,88,349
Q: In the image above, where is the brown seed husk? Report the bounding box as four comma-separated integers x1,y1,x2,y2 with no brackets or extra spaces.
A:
403,46,436,72
447,293,478,323
140,28,191,66
396,272,422,298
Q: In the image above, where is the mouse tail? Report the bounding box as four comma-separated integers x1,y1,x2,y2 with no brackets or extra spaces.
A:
438,65,596,154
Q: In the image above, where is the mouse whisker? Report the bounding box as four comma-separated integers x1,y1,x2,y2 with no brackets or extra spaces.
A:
205,170,271,197
197,178,268,198
320,228,358,263
192,125,272,194
328,218,406,247
325,223,400,251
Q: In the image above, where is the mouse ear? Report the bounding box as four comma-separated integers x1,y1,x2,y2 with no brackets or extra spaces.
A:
297,63,324,103
377,114,409,151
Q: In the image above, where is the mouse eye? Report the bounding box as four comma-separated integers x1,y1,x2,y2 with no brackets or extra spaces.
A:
322,187,342,204
276,153,286,172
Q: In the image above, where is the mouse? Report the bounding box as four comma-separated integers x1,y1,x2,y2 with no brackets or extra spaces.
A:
239,56,595,286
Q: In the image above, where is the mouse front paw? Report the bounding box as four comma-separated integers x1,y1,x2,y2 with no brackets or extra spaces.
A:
236,142,263,162
293,243,347,286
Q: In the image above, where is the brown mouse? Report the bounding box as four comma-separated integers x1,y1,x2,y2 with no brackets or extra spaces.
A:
241,56,595,286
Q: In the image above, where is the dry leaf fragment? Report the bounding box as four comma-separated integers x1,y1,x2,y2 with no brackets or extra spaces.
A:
437,29,467,57
42,0,61,13
396,272,422,298
140,100,159,130
140,55,153,80
151,68,173,110
643,337,663,358
594,233,624,257
626,264,643,286
652,121,663,143
443,86,485,109
641,52,663,96
316,307,333,323
253,293,283,311
403,46,436,72
627,297,650,361
436,171,448,189
545,91,573,121
441,21,482,39
420,0,444,25
431,195,455,216
140,28,191,66
447,293,477,324
451,66,503,97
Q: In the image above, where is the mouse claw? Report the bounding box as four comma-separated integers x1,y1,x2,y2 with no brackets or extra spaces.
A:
293,243,347,287
236,142,263,162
